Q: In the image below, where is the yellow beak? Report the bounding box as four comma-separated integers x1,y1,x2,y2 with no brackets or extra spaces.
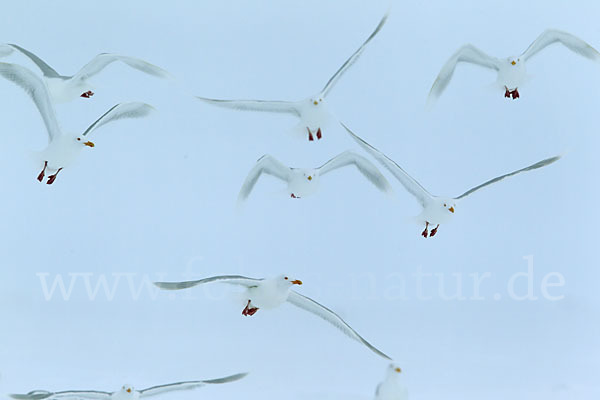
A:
291,280,303,285
313,101,318,105
126,389,131,393
307,176,312,181
449,206,455,213
395,367,402,373
511,60,516,65
84,141,95,147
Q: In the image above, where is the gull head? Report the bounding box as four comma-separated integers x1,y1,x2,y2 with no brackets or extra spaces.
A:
278,274,303,287
387,363,403,375
443,200,456,214
310,97,323,106
508,57,521,66
75,136,95,148
120,385,135,396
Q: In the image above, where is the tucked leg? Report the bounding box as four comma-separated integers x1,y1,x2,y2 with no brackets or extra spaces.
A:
306,127,314,141
37,161,48,182
46,168,63,185
429,224,440,237
421,222,429,238
242,300,259,316
80,90,94,98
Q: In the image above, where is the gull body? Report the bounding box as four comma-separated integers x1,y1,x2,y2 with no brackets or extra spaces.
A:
10,374,248,400
0,62,154,184
374,364,408,400
343,123,560,238
238,151,392,201
154,274,392,360
196,12,388,142
428,29,600,103
0,43,170,103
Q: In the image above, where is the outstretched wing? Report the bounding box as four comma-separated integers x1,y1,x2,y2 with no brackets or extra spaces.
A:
72,53,171,81
238,155,293,202
319,11,389,97
7,44,61,78
11,390,111,400
195,96,301,116
139,373,248,398
82,102,155,137
287,291,392,360
318,151,392,193
154,275,261,290
521,29,600,62
342,123,433,207
428,44,501,103
455,155,561,200
0,62,61,141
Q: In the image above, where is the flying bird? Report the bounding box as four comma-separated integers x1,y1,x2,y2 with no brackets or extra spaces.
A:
9,373,248,400
374,364,408,400
342,123,560,238
0,43,170,103
238,151,392,201
0,62,154,184
154,274,392,360
427,29,600,103
195,12,388,142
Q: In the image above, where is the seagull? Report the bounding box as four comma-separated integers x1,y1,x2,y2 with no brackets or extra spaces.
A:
195,12,388,142
427,29,600,103
238,151,392,201
0,62,155,184
154,274,392,360
0,43,170,103
374,364,408,400
9,373,248,400
342,123,561,238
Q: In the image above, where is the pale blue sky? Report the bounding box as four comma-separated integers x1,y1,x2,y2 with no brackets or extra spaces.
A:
0,1,599,399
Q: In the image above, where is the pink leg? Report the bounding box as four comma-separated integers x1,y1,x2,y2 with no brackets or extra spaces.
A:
512,89,520,99
504,87,511,98
46,168,63,185
306,127,314,141
429,224,440,237
290,193,300,199
316,127,322,140
80,90,94,98
37,161,48,182
421,222,429,238
242,300,259,316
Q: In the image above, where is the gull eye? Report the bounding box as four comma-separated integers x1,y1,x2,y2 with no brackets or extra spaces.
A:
443,203,446,207
284,277,288,280
77,138,81,141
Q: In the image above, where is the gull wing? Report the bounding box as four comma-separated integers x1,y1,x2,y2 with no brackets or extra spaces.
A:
7,44,61,78
455,155,561,200
0,62,61,141
318,151,392,193
238,155,293,202
10,390,111,400
72,53,171,81
427,44,501,103
521,29,600,62
154,275,262,290
82,102,155,137
287,291,391,360
139,373,248,398
195,96,301,117
319,11,389,97
342,123,433,207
